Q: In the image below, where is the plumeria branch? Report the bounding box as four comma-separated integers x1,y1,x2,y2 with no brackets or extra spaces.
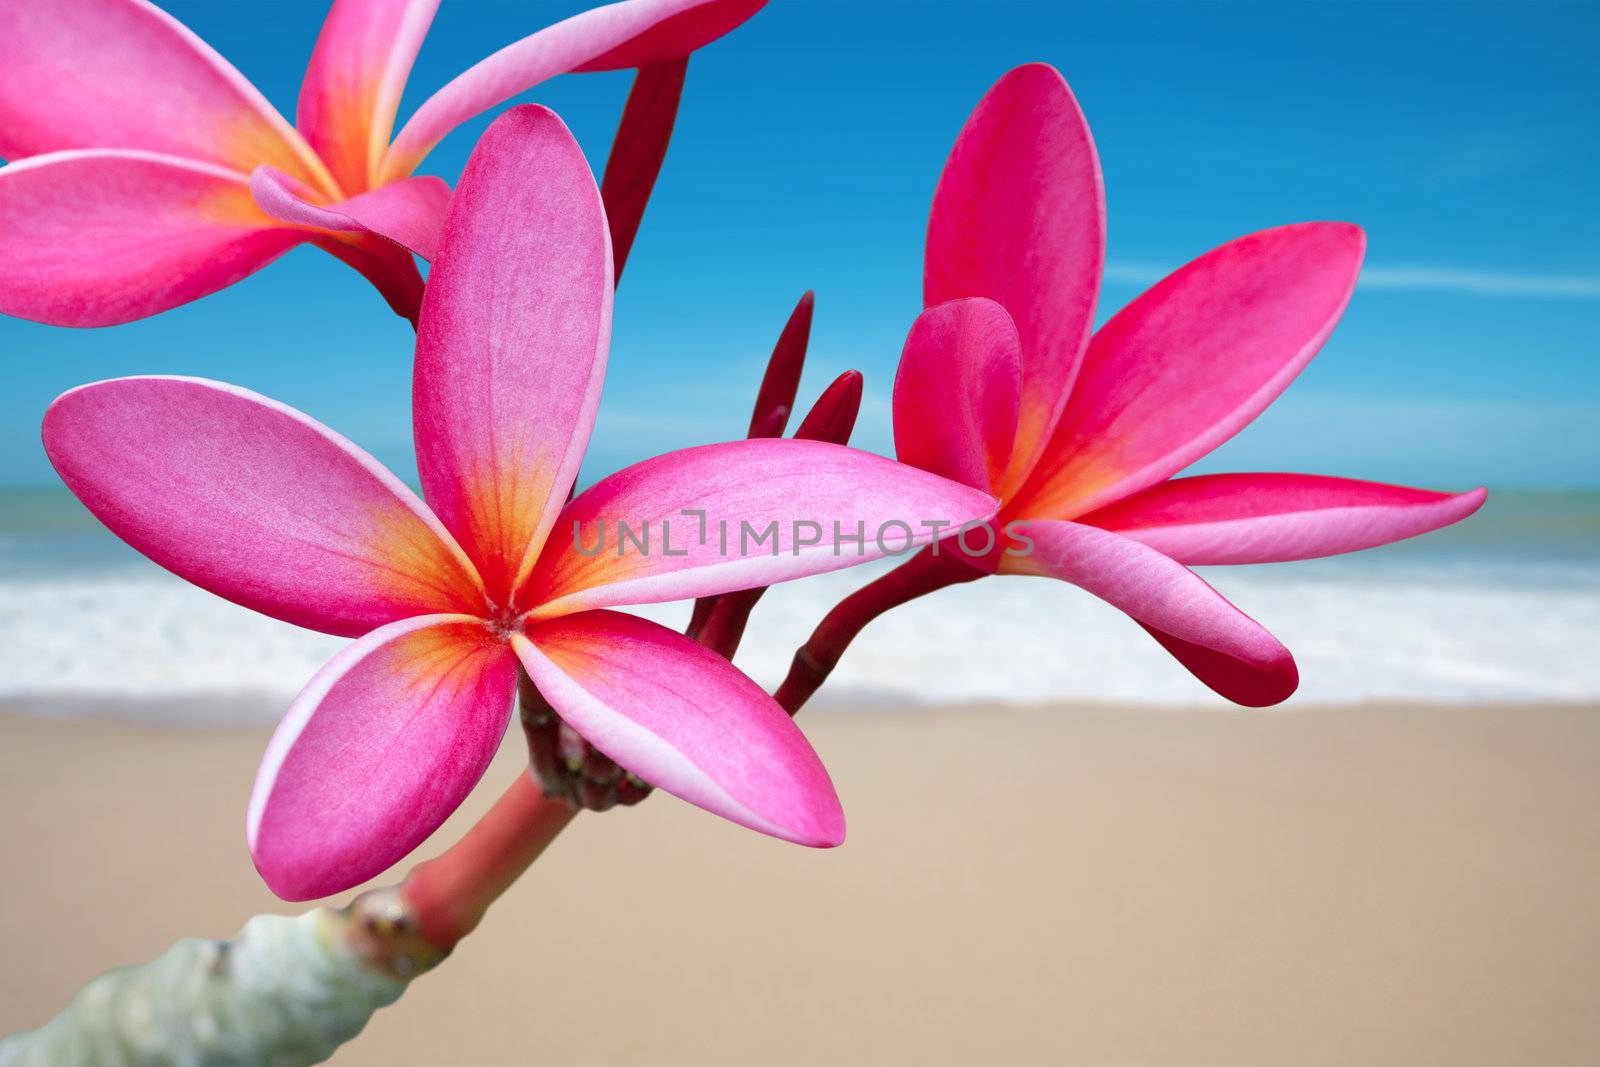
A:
0,908,408,1066
0,771,574,1067
8,100,1003,1062
398,772,578,953
3,32,1492,1066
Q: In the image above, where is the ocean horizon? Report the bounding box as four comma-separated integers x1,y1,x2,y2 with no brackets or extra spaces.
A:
1,484,1596,724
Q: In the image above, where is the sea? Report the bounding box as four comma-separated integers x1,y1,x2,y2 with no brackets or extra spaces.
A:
0,486,1596,725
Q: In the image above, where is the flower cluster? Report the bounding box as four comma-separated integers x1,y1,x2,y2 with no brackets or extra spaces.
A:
3,3,1482,908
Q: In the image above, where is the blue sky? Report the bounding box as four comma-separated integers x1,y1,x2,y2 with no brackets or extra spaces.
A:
2,0,1597,489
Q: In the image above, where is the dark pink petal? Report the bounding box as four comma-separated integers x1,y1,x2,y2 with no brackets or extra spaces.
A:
297,0,441,194
1017,222,1367,520
524,439,999,617
893,297,1022,494
793,370,864,444
747,290,815,438
248,616,517,900
514,611,844,846
602,59,688,283
252,165,450,261
43,377,486,637
1000,519,1298,706
414,106,612,607
1082,474,1488,565
0,0,334,195
0,151,301,327
925,63,1105,497
381,0,768,180
333,179,449,261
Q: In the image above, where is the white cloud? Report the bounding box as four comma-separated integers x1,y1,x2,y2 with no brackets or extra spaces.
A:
1358,267,1600,299
1105,261,1600,300
1102,263,1166,286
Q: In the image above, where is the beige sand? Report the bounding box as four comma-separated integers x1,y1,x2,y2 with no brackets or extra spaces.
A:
2,702,1597,1065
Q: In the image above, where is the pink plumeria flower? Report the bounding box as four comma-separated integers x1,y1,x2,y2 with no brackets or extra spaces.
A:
0,0,766,326
893,64,1486,706
41,106,996,900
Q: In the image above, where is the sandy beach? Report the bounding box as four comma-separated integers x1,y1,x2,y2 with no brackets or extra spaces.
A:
2,701,1597,1065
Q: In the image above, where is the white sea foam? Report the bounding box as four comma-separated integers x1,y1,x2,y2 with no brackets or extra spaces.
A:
1,547,1596,726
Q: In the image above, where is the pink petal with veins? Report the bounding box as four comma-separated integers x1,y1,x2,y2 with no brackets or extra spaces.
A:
249,615,516,900
514,611,844,846
525,438,999,617
0,0,331,193
0,151,299,327
925,63,1105,497
1082,474,1488,565
1001,519,1298,706
43,376,485,637
413,106,612,607
297,0,441,193
252,165,450,261
894,297,1022,495
1017,222,1366,520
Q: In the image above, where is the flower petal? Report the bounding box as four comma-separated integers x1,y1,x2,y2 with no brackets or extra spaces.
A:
252,165,450,261
1081,474,1488,565
0,0,333,194
894,297,1022,494
602,58,688,283
248,615,517,900
1016,222,1367,520
1000,519,1298,706
381,0,767,180
0,150,301,327
513,611,843,846
525,438,999,617
413,105,612,608
747,290,816,438
297,0,441,194
793,370,864,444
924,63,1105,498
43,376,486,637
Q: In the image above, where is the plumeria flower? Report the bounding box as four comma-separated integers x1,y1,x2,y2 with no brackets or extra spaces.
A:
41,106,996,899
0,0,765,326
783,64,1485,711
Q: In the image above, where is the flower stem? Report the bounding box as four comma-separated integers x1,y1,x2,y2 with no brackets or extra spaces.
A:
601,59,689,285
688,586,766,659
398,773,577,952
774,547,982,714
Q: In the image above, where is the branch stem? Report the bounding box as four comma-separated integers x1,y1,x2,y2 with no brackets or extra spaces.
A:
689,586,766,659
399,773,577,952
